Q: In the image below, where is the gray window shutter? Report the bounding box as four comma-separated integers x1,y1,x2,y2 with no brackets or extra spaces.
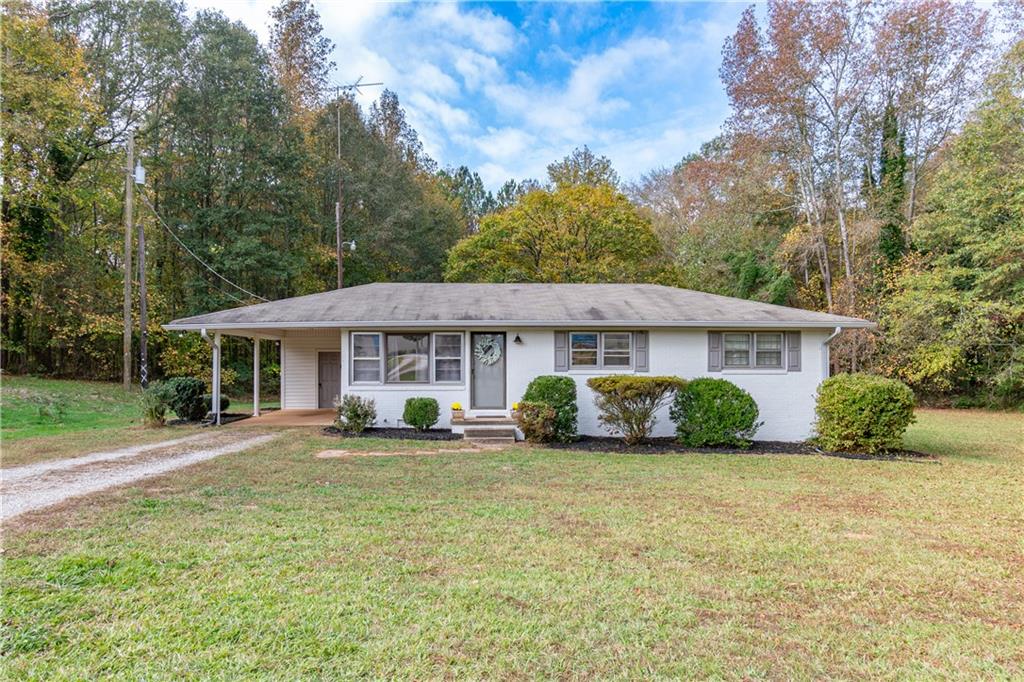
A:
634,331,649,372
554,331,568,371
786,331,802,372
708,331,723,372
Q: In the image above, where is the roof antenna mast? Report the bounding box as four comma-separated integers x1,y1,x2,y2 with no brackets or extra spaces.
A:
332,76,382,289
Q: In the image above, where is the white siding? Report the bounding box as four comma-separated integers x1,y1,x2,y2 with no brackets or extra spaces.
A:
282,326,830,441
281,329,341,409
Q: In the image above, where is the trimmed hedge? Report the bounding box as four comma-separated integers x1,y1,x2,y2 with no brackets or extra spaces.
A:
670,378,762,447
515,401,557,443
586,375,686,445
334,394,377,433
522,375,577,442
403,397,440,431
815,373,916,453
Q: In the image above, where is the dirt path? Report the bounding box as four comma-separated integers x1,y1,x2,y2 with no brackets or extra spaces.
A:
1,431,276,520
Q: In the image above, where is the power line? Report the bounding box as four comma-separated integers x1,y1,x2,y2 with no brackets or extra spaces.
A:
136,190,269,302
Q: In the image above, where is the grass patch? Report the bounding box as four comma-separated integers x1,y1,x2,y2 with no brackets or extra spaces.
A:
0,375,145,442
2,411,1022,677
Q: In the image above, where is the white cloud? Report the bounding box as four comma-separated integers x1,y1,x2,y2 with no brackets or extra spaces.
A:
183,1,745,191
474,127,535,161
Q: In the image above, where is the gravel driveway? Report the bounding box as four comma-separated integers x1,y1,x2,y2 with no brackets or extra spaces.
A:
1,431,276,520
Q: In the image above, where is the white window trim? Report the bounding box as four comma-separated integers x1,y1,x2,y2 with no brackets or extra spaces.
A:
569,331,633,370
431,332,464,384
350,331,467,386
350,332,383,384
722,331,785,370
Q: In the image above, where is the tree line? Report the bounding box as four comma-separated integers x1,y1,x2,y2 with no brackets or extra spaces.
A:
2,0,1021,406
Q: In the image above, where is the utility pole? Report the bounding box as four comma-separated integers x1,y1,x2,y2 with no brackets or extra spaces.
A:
122,134,134,390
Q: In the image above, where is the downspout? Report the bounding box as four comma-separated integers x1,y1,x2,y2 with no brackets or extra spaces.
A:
821,326,843,379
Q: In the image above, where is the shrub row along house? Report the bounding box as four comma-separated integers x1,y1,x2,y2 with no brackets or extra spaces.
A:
163,283,873,441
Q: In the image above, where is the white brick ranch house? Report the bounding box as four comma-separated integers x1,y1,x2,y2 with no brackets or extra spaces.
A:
163,283,873,441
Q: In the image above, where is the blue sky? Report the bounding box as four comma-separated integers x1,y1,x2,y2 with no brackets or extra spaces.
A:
190,1,748,190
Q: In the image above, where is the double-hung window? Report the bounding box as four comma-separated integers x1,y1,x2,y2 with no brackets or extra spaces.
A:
433,333,463,382
569,331,633,369
723,332,784,369
350,332,464,384
351,333,382,383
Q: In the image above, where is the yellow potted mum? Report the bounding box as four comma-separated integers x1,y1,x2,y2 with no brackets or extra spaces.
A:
451,402,465,421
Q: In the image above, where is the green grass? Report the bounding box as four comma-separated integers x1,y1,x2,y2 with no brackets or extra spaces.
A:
3,409,1022,678
0,375,145,442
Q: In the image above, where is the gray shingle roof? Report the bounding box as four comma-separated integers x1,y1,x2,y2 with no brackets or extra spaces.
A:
163,283,873,330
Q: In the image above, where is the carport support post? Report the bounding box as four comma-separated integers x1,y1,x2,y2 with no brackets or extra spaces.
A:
212,332,222,425
252,337,260,417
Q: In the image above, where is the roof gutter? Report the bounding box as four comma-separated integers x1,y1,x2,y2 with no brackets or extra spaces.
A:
164,319,876,332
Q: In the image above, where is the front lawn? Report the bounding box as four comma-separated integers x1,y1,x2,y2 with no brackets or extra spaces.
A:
3,410,1022,678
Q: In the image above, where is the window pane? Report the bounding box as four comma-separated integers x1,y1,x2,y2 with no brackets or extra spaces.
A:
756,333,783,367
435,358,461,382
603,333,630,351
724,333,750,366
570,332,598,367
352,334,379,358
570,333,598,350
434,334,462,358
571,350,598,366
353,359,380,382
386,334,429,382
603,353,630,367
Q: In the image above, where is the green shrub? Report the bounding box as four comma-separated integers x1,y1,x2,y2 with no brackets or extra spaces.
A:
403,397,439,430
522,375,577,442
164,377,207,422
141,382,173,426
515,401,557,443
334,394,377,433
815,373,916,453
670,378,762,447
203,393,231,413
586,375,686,445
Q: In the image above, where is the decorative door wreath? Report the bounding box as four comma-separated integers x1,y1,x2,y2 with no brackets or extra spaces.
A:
474,336,502,366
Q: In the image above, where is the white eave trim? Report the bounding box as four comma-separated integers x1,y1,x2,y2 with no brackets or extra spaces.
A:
164,318,876,331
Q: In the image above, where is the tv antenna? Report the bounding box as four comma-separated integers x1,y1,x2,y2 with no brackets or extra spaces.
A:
331,76,382,289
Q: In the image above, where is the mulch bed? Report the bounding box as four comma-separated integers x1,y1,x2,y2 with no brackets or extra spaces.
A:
322,426,462,441
543,436,934,461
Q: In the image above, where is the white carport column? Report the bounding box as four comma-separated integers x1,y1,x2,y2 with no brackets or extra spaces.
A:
212,331,222,425
252,337,260,417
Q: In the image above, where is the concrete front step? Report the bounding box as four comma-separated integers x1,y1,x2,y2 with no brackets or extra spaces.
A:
452,417,517,426
464,427,516,440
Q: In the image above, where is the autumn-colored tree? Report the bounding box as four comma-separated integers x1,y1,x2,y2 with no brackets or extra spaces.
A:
629,134,796,304
443,185,675,284
874,0,990,221
269,0,334,128
546,145,620,189
722,1,875,313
